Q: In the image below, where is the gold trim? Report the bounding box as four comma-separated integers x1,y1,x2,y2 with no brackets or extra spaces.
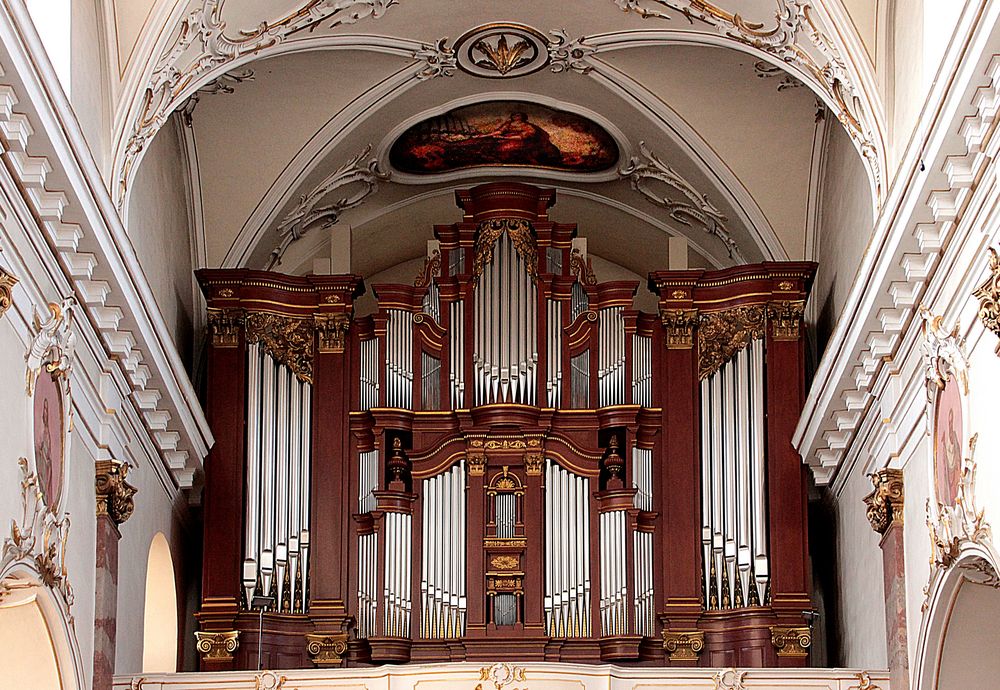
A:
767,300,805,341
95,459,137,527
304,632,348,667
315,313,350,354
662,629,704,661
245,312,314,383
699,305,766,379
207,308,243,348
770,625,811,658
195,630,239,661
863,468,903,535
661,308,697,349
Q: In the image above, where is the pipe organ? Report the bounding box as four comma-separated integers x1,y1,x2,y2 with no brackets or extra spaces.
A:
195,183,817,671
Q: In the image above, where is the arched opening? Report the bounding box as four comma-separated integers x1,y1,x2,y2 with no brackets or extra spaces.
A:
937,576,1000,687
0,582,64,689
141,532,178,673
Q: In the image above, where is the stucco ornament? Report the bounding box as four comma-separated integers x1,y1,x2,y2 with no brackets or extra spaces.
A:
25,297,76,396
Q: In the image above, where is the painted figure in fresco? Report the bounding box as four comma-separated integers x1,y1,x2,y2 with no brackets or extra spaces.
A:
477,111,562,166
934,378,963,506
34,371,63,509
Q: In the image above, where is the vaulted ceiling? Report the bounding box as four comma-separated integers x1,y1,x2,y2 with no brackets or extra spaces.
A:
110,0,883,296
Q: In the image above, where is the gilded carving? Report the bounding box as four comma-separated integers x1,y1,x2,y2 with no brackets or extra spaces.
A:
414,248,442,288
770,625,811,658
304,632,348,666
712,668,746,690
478,662,526,690
254,671,287,690
0,267,16,318
523,453,543,476
850,672,882,690
661,308,697,349
767,300,805,341
26,298,76,395
245,312,314,383
490,555,519,571
195,630,240,662
474,219,538,282
207,308,243,349
569,247,597,285
315,313,351,354
973,246,1000,354
468,453,487,476
698,305,766,379
662,629,704,661
95,459,137,527
927,434,991,571
863,468,904,536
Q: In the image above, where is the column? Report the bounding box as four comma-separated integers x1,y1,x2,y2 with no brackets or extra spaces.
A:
93,459,137,690
864,468,909,690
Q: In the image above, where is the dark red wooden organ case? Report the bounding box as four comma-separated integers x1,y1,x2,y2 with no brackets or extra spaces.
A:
194,183,817,670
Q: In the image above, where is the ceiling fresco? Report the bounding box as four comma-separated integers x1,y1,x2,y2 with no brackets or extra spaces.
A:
388,101,620,175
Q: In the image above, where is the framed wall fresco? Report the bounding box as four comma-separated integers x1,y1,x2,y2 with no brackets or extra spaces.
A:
388,100,619,175
33,369,65,512
933,375,963,507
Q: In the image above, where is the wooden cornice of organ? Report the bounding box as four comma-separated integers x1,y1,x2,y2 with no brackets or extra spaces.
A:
194,182,818,671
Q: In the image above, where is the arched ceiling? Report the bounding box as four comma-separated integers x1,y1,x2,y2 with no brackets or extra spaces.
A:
112,0,884,282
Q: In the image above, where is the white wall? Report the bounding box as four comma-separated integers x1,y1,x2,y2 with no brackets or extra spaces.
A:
70,0,112,176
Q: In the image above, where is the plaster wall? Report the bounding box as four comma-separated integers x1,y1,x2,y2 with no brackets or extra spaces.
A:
70,0,111,176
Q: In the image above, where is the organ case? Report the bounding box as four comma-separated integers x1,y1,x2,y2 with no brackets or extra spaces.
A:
195,182,817,670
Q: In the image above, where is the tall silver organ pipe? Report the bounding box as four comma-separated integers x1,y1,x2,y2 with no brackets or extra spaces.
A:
631,447,653,512
421,352,441,410
422,281,441,323
570,282,589,321
546,300,562,407
449,300,465,408
473,232,537,405
544,460,591,637
633,530,654,636
420,461,467,639
386,309,414,409
242,342,311,613
359,450,378,513
701,339,769,610
570,351,590,409
599,510,628,636
631,333,652,407
357,531,378,638
598,307,626,407
383,511,413,636
360,337,379,411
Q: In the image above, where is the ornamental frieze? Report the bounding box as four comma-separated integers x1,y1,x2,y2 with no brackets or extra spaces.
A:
698,305,766,380
245,312,314,383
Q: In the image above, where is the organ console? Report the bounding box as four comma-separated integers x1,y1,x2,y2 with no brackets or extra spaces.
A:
195,182,816,670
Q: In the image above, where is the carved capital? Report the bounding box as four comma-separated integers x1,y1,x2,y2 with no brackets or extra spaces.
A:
863,468,904,535
974,246,1000,355
95,459,137,527
661,308,698,349
770,625,811,658
767,300,806,341
304,632,348,667
523,453,543,476
194,630,239,662
0,267,16,318
315,313,351,354
207,308,243,348
468,453,487,476
662,629,704,661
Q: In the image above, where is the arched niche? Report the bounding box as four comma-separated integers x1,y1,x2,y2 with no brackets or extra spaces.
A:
141,532,178,673
0,585,62,688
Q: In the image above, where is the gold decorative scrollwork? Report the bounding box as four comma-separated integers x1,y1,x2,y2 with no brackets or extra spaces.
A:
770,625,811,658
661,308,698,350
473,219,538,282
414,248,442,288
467,454,487,476
523,453,543,476
487,466,523,494
245,312,314,383
698,305,766,379
315,313,351,354
850,672,883,690
0,267,17,318
194,630,239,661
767,300,805,341
569,247,597,286
207,308,243,348
304,632,348,666
863,468,903,536
95,459,137,527
928,434,991,571
974,246,1000,355
490,555,519,570
478,662,526,690
662,629,705,661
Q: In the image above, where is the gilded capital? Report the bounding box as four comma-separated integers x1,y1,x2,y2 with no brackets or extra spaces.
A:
974,246,1000,355
304,632,348,666
767,300,806,341
863,468,904,535
315,312,351,354
0,267,17,318
770,625,811,658
207,308,243,348
195,630,239,662
662,629,705,661
95,459,137,527
467,453,487,476
523,453,543,476
661,308,698,349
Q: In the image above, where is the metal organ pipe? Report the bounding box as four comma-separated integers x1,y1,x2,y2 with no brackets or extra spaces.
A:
243,343,312,613
450,301,464,409
598,307,627,407
701,340,769,610
420,461,466,638
360,337,379,411
386,309,414,409
631,334,652,407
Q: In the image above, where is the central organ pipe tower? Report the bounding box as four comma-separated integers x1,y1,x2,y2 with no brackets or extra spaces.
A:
195,183,817,670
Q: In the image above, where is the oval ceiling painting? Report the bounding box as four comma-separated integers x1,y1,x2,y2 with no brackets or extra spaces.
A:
389,101,619,175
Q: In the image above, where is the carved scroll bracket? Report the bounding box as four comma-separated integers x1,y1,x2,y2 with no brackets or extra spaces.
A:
26,297,76,395
974,246,1000,354
863,468,904,536
95,459,137,528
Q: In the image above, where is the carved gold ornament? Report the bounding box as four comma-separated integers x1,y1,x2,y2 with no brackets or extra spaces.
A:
662,629,705,661
25,297,76,395
195,630,239,661
473,219,538,282
863,468,904,536
767,300,805,341
414,248,442,288
245,312,314,383
95,459,137,527
524,453,543,476
455,23,550,79
0,267,16,318
490,555,519,571
712,668,746,690
468,454,487,476
315,313,351,354
973,246,1000,354
850,672,883,690
698,305,766,379
304,632,348,666
662,308,698,349
207,308,243,349
770,625,811,658
921,308,969,395
570,247,597,286
927,434,991,571
254,671,286,690
478,662,527,690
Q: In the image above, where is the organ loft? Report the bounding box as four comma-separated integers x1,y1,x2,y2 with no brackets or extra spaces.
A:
195,182,816,669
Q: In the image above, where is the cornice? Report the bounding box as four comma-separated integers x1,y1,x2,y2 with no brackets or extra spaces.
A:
794,0,1000,485
0,0,213,491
